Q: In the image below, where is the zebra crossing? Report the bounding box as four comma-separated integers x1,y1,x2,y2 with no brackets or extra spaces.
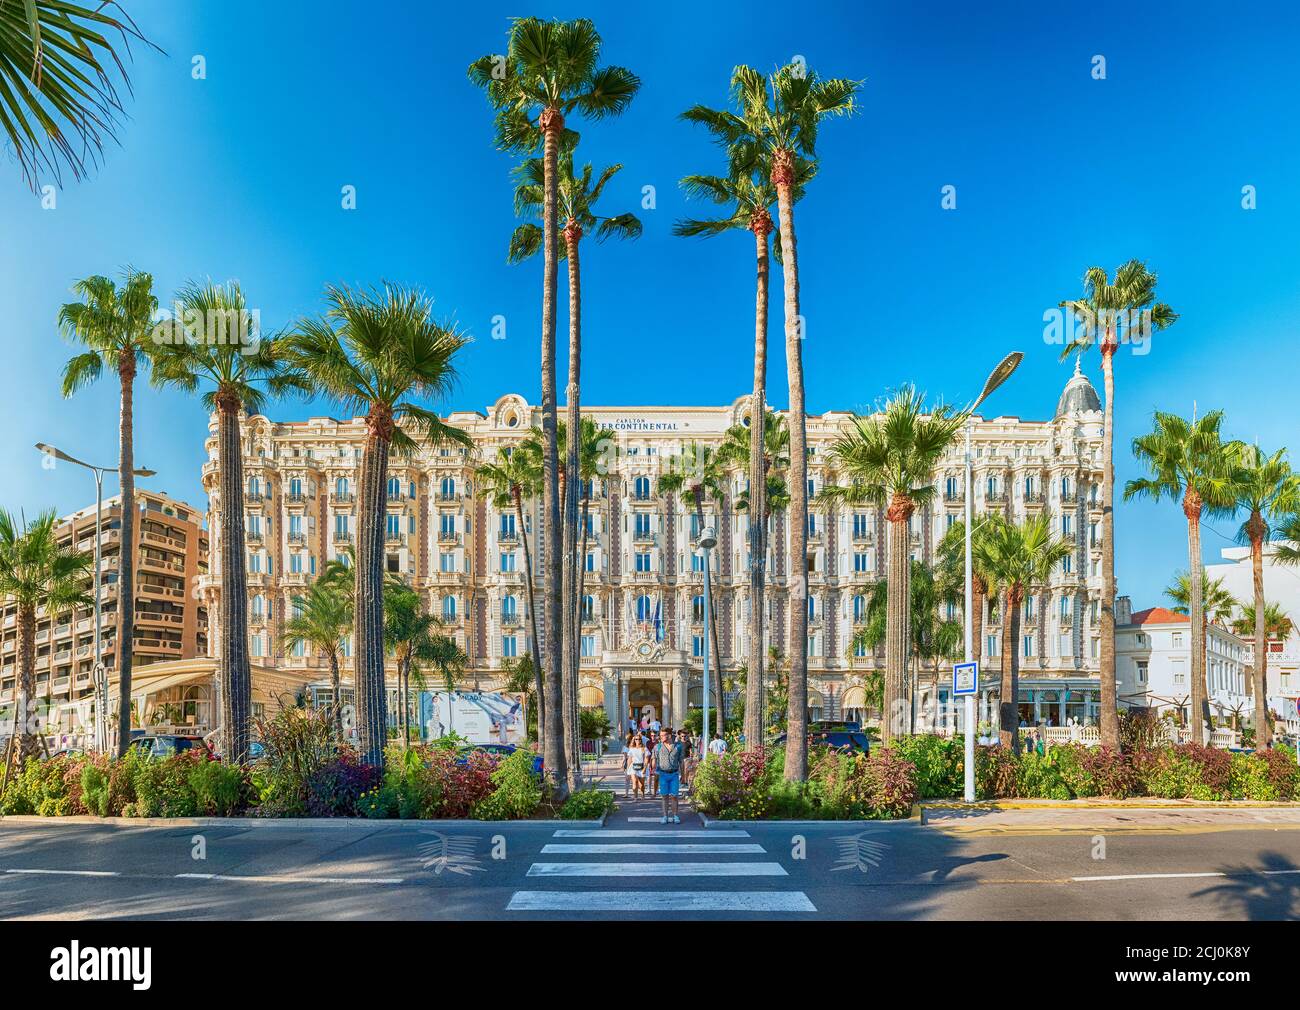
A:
506,819,816,914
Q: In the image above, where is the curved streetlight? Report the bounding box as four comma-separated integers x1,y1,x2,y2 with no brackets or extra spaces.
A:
35,444,155,753
960,353,1022,801
697,525,717,757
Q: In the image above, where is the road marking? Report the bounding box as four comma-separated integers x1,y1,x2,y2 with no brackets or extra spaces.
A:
552,829,749,838
507,890,815,911
5,868,119,877
1071,871,1225,882
541,843,765,854
527,861,788,877
174,873,403,885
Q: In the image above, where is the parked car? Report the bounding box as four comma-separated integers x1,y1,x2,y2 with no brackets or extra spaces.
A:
772,729,870,755
132,734,212,759
454,742,544,775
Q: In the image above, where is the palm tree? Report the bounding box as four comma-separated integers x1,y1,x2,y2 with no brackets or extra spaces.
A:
0,510,91,759
281,580,352,746
976,515,1073,752
1060,261,1178,748
1,2,154,189
1164,569,1239,626
935,518,997,671
675,142,814,754
385,585,445,746
684,63,859,782
510,150,641,791
849,561,961,732
817,387,965,747
717,409,790,746
1125,409,1235,744
57,269,158,756
151,281,309,762
1225,445,1299,747
474,447,545,745
657,440,727,729
470,16,639,800
1230,601,1293,642
285,282,470,769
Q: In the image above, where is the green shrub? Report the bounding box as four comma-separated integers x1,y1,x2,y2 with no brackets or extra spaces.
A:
472,749,543,820
80,763,111,817
690,747,777,819
1016,750,1071,800
130,751,200,818
188,759,248,816
890,735,963,798
976,746,1020,799
558,786,616,820
1230,752,1276,801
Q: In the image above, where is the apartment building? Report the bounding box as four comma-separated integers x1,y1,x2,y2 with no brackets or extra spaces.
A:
198,360,1106,736
0,491,209,739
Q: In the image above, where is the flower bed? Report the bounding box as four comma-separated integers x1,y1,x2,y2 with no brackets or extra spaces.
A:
691,737,1300,820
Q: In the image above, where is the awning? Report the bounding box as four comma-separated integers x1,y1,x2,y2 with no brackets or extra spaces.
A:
578,685,604,707
840,686,867,709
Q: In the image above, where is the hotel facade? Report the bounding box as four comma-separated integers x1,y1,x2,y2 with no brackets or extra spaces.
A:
198,365,1108,737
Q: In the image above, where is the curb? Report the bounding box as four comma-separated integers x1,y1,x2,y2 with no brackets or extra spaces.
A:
0,812,607,830
917,799,1300,823
698,806,920,828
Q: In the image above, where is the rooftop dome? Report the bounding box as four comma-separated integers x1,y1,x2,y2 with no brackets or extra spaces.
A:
1055,357,1101,417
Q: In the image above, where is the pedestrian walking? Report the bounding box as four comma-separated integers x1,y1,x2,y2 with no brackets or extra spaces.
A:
708,733,726,757
654,728,684,824
626,734,647,797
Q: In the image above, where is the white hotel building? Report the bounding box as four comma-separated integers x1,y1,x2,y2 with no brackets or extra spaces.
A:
199,365,1107,734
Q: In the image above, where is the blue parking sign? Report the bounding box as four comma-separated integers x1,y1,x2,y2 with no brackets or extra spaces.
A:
953,661,978,696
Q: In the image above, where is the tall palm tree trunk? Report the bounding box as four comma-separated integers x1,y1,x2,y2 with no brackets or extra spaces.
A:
515,491,544,749
745,213,771,750
998,586,1017,749
354,404,392,767
115,350,137,756
774,151,808,781
328,650,343,746
1248,515,1271,747
1098,344,1120,748
973,579,986,668
215,393,251,763
16,604,37,760
1185,490,1209,743
538,106,568,796
561,222,583,791
883,502,912,746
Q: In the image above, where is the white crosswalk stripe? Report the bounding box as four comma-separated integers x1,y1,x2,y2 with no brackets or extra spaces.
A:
507,816,815,914
527,862,789,877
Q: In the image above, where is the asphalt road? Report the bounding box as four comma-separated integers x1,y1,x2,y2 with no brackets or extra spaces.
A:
2,800,1299,920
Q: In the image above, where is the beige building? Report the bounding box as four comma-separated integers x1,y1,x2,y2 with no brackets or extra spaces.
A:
197,363,1107,737
0,491,210,745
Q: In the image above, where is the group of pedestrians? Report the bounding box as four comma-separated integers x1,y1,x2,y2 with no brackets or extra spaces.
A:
621,722,727,825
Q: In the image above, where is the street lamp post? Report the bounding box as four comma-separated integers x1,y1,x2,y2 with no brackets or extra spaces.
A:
699,525,717,758
962,353,1022,802
35,444,154,754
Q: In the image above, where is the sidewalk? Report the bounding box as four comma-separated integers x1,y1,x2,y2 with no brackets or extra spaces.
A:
922,803,1300,835
583,753,702,826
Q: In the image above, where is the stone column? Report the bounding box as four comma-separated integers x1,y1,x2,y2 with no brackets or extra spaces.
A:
673,673,687,726
661,678,670,726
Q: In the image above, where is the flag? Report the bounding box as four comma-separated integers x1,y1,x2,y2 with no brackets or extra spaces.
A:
653,599,663,642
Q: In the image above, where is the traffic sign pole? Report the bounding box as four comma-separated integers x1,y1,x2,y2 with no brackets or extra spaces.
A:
954,661,978,803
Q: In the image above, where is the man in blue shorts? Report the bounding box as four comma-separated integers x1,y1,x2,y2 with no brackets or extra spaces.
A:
654,728,683,824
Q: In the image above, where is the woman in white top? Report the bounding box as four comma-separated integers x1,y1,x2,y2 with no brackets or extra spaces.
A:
624,735,647,797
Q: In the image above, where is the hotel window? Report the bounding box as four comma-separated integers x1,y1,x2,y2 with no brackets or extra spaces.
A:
945,477,959,498
1023,636,1034,658
1137,660,1148,683
335,477,348,496
502,635,518,658
1025,596,1035,620
441,477,455,498
807,634,818,657
500,514,515,538
633,476,651,500
248,515,262,537
635,595,652,622
581,595,594,622
1061,555,1072,575
251,634,264,657
386,514,401,538
334,515,349,538
807,595,817,620
290,639,305,658
440,514,456,538
581,635,597,658
1062,515,1072,536
1172,632,1183,648
442,596,456,620
249,553,261,574
499,552,515,573
692,636,704,658
289,515,302,537
634,513,652,537
946,513,956,530
586,552,595,572
689,513,700,540
854,552,870,573
386,554,399,574
289,553,303,574
692,552,705,573
251,594,264,617
290,478,302,497
692,595,706,622
853,595,866,622
248,476,261,496
987,635,998,656
387,477,401,500
807,514,817,536
1172,661,1186,686
635,552,652,573
853,640,867,658
501,595,517,620
440,552,455,573
853,513,870,537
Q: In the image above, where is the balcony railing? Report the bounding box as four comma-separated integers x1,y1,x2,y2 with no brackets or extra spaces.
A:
330,492,354,505
437,531,462,544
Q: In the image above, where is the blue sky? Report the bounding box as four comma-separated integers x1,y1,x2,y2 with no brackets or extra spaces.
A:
2,0,1298,610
